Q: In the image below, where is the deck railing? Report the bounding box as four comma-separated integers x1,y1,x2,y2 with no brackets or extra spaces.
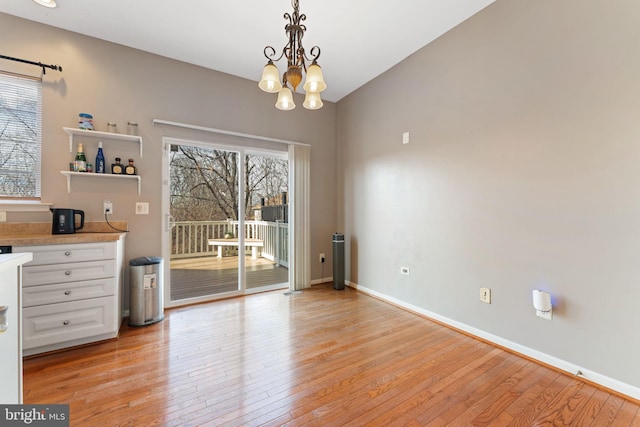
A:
171,220,289,266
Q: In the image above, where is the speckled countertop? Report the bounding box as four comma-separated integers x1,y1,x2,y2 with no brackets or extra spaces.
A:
0,222,128,246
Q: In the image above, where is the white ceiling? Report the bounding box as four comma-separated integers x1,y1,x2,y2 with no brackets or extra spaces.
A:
0,0,495,102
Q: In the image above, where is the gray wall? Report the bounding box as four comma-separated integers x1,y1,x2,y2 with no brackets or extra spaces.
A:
337,0,640,390
0,13,337,294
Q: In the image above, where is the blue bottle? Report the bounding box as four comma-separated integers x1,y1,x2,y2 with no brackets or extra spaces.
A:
95,142,106,173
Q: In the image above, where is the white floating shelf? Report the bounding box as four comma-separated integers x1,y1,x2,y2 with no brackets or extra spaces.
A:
63,127,143,158
60,171,141,195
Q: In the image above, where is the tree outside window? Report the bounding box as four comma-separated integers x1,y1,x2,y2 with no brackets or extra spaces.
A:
169,145,288,222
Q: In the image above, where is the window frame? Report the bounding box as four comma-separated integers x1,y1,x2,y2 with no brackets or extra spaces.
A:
0,71,43,201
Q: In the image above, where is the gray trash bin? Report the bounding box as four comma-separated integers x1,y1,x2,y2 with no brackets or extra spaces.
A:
333,233,345,290
129,256,164,327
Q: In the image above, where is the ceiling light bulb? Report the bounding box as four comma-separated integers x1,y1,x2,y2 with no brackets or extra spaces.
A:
303,63,326,93
258,62,282,93
303,91,323,110
32,0,57,8
275,87,295,110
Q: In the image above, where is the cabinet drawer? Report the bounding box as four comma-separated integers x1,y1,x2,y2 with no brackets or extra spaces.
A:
23,278,117,307
14,242,116,266
22,260,115,287
22,296,116,350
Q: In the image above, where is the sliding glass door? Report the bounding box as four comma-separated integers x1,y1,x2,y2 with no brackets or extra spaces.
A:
162,138,289,306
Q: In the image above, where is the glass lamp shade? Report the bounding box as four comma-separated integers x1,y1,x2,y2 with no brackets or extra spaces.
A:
275,87,296,110
303,63,327,93
303,91,323,110
258,63,282,93
32,0,57,7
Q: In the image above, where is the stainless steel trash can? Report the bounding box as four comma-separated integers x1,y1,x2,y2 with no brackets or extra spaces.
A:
332,233,345,290
129,256,164,326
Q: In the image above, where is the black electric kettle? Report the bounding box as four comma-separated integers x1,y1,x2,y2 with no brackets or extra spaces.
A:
51,208,85,234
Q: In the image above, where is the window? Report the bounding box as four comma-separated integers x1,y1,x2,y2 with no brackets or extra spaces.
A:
0,73,42,199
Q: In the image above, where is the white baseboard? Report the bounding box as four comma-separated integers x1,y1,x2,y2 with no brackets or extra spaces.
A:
311,276,333,285
347,281,640,401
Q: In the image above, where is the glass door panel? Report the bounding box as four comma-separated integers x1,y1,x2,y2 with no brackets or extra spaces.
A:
168,143,240,302
244,152,289,292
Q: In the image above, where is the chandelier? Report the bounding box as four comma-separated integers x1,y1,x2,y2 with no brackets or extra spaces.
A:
258,0,327,110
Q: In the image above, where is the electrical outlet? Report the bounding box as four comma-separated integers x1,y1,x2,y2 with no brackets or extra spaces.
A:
136,202,149,215
103,200,113,215
480,288,491,304
402,131,410,144
400,266,410,275
536,308,553,320
0,211,6,222
319,253,325,263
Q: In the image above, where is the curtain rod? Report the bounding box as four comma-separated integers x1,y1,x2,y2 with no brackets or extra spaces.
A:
152,119,309,147
0,54,62,75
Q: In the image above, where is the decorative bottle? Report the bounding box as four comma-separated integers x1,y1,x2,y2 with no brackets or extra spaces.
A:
111,157,123,174
127,121,138,136
125,158,137,175
74,143,87,172
95,142,106,173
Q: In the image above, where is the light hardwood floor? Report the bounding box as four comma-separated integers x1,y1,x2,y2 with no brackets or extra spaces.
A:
23,284,640,426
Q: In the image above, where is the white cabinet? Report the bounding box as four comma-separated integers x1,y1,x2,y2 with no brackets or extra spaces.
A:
22,297,117,351
15,239,124,356
0,252,33,404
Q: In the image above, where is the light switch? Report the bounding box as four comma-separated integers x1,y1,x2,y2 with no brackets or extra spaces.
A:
135,202,149,215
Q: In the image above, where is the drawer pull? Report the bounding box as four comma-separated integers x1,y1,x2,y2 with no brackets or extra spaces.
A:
65,251,71,256
63,320,69,326
64,271,72,276
64,290,71,295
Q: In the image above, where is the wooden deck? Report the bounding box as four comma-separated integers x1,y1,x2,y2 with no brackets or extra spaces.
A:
170,255,288,300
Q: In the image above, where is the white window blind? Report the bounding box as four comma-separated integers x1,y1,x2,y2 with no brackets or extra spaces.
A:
0,72,42,199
